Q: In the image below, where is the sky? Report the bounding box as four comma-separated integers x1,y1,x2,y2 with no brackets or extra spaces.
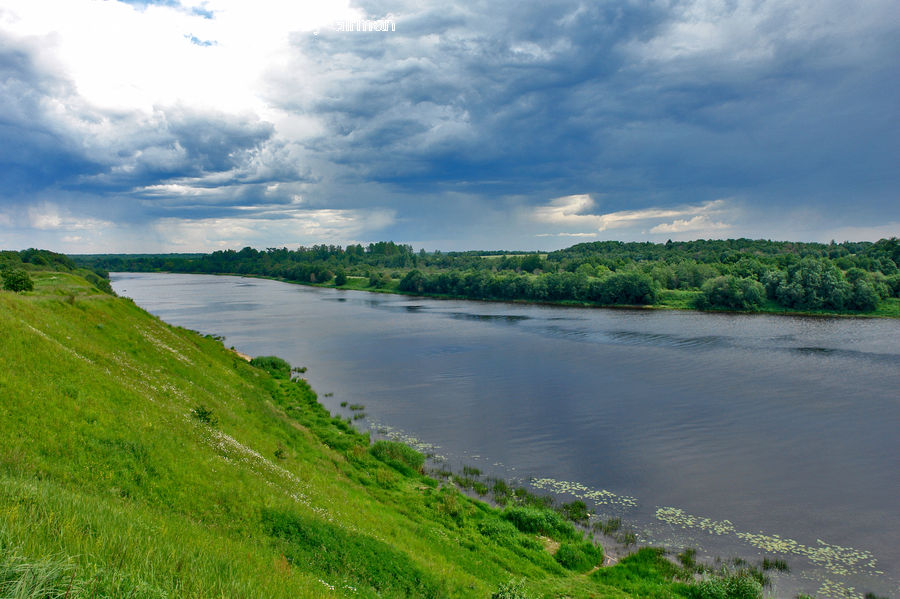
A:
0,0,898,253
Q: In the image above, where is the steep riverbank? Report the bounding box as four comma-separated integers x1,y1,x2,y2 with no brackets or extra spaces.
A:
1,270,779,598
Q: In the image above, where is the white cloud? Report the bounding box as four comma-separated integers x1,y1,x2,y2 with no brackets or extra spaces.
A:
0,0,363,114
532,195,732,235
650,215,730,234
153,207,395,250
531,194,597,226
627,0,897,67
26,203,113,231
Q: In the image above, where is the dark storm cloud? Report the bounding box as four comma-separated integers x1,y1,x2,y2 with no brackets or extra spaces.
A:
1,0,898,251
0,28,287,222
0,35,106,193
284,0,899,225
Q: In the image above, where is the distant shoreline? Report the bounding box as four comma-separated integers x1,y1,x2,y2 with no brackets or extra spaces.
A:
112,270,900,319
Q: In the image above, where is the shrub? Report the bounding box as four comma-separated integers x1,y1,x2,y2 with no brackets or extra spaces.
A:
369,440,425,474
559,500,590,523
190,405,218,425
587,272,657,305
249,355,292,379
398,270,427,293
690,574,762,599
1,269,34,292
334,270,347,286
501,506,575,539
478,519,520,542
554,540,603,572
694,276,765,311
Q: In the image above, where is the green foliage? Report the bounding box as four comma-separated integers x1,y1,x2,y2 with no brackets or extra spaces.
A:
593,517,621,535
0,552,83,599
261,508,444,598
462,465,481,477
690,574,762,599
558,500,589,524
190,404,218,425
398,269,427,293
592,547,693,598
589,272,658,305
761,557,789,572
678,548,698,571
80,270,114,294
501,506,575,540
249,355,292,379
554,540,603,572
520,254,543,273
694,276,765,311
369,440,425,474
1,269,34,293
72,238,900,314
491,578,534,599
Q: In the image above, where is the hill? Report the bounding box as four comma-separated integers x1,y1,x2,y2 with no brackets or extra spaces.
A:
0,270,765,598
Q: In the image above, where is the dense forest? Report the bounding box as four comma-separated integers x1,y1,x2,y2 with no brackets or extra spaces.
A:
73,238,900,314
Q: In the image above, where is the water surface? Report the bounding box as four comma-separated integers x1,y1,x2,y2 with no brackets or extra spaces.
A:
112,273,900,598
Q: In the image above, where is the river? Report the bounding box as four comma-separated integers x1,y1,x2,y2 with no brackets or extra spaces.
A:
111,272,900,598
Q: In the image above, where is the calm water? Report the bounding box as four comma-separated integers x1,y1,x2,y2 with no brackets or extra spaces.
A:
112,273,900,598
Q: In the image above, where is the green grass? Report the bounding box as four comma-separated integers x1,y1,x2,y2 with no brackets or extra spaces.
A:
0,271,760,598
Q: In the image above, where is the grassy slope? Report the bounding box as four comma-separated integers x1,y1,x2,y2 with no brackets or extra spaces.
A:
0,272,699,598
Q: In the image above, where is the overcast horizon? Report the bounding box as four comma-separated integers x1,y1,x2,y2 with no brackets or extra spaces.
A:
1,0,898,253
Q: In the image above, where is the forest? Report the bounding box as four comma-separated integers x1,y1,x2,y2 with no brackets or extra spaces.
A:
72,238,900,314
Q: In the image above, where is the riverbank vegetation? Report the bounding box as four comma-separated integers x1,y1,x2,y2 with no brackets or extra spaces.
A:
1,266,798,597
74,238,900,316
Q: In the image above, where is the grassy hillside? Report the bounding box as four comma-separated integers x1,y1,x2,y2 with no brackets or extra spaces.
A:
0,271,760,598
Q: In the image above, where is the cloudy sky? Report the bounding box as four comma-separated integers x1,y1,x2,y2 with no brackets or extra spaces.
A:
0,0,897,252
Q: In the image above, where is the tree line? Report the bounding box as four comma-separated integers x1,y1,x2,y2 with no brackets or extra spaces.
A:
72,238,900,313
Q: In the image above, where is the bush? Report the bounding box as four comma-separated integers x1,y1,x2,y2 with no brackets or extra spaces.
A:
559,500,590,523
501,506,575,539
478,518,520,542
690,574,762,599
398,270,427,294
1,269,34,292
694,275,765,311
554,540,603,572
587,272,657,305
249,355,292,379
190,405,218,425
369,440,425,474
334,270,347,286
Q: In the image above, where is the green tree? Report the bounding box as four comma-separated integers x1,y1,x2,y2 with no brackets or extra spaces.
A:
334,269,348,286
2,269,34,292
520,254,543,273
399,270,427,294
695,276,765,311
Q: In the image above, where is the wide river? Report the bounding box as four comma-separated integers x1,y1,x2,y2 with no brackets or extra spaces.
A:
111,272,899,598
